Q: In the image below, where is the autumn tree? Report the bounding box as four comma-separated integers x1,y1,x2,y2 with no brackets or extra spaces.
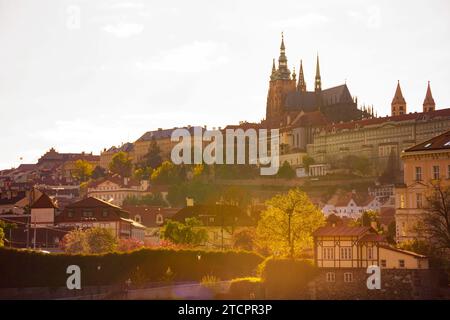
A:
232,227,256,251
256,188,325,258
109,151,132,178
161,217,208,246
71,159,94,182
0,221,5,247
60,227,118,254
151,161,182,185
302,155,315,171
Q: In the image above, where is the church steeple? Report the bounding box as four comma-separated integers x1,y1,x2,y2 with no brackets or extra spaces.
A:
297,59,306,92
270,58,277,81
391,80,407,116
277,32,291,80
423,81,436,112
315,54,321,91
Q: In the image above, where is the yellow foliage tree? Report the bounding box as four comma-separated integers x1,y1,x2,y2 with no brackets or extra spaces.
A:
256,188,325,258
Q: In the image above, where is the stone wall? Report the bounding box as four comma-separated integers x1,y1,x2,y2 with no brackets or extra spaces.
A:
310,268,441,300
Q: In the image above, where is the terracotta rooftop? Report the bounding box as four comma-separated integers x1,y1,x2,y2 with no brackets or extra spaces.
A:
313,225,372,237
31,193,56,209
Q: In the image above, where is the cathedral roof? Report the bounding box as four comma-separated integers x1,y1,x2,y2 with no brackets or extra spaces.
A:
391,81,406,105
284,84,353,112
423,81,435,107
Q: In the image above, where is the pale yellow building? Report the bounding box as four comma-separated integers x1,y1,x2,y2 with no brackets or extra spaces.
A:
395,130,450,243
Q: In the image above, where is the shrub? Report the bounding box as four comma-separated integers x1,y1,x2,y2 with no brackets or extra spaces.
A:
229,277,263,299
0,247,263,288
258,257,318,299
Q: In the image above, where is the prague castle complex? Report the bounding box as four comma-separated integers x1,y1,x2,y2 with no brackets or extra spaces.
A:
265,34,450,175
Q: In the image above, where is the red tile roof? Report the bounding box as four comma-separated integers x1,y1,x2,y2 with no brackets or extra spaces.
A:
323,108,450,132
313,225,371,237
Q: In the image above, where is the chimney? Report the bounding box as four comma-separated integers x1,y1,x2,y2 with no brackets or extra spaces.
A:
186,197,194,207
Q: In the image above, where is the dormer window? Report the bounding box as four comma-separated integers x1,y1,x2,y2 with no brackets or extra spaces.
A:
424,143,432,148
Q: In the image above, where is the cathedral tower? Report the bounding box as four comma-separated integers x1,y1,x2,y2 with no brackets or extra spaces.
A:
266,33,296,127
423,81,436,112
297,60,306,92
391,81,407,116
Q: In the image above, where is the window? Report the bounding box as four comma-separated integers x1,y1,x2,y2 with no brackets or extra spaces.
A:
67,209,74,218
82,210,93,217
381,260,387,268
415,167,422,181
399,260,405,268
134,215,141,223
323,247,334,260
344,272,353,282
156,214,163,225
326,272,335,282
340,247,352,260
102,209,108,217
433,165,440,180
367,247,373,260
416,193,423,209
400,194,405,208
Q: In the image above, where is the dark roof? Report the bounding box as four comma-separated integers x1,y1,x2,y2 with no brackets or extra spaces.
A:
171,204,255,227
313,225,371,237
122,205,180,227
66,197,124,210
359,234,386,242
136,126,202,142
404,130,450,153
31,193,56,209
0,191,26,206
285,84,353,112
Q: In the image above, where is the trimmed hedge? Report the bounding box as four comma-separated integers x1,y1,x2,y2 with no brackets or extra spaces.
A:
229,277,264,299
0,247,263,288
258,257,318,299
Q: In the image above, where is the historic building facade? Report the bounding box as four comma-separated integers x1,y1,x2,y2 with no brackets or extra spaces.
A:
395,130,450,243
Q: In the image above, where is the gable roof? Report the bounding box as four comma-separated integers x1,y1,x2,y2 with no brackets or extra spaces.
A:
31,193,56,209
313,225,372,237
404,130,450,153
66,196,124,210
379,245,427,258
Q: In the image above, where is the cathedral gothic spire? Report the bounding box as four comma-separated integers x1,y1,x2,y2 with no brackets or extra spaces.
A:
297,60,306,92
277,32,291,80
315,54,322,91
423,81,436,112
391,80,407,116
270,58,277,81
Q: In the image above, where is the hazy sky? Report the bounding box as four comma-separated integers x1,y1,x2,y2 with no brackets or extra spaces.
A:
0,0,449,169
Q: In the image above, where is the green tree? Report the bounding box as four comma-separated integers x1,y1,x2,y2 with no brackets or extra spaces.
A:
144,138,162,169
91,166,106,180
277,161,295,179
109,151,132,178
161,217,208,246
360,210,379,228
302,155,315,171
256,188,325,258
151,161,182,185
72,159,94,182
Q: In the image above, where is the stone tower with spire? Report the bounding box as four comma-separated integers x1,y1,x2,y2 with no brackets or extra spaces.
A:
423,81,436,112
297,60,306,92
391,81,407,116
266,33,296,127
